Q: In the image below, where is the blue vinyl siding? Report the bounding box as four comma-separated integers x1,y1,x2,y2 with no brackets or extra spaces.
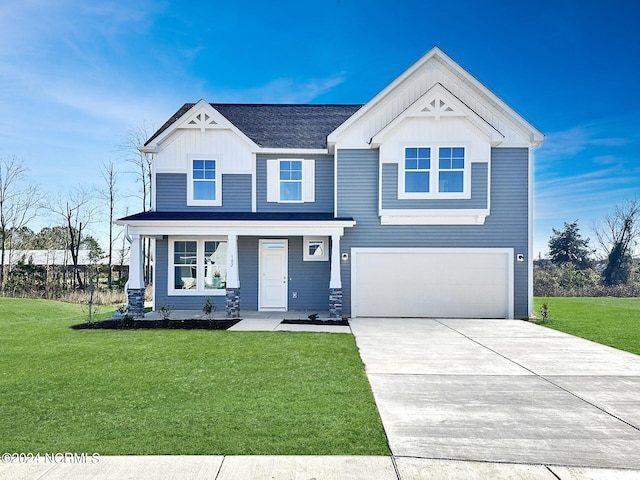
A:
256,155,334,212
382,162,488,209
156,173,252,211
155,236,330,312
337,148,529,318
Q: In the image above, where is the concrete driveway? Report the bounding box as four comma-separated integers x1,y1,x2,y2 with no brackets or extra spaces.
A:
350,318,640,470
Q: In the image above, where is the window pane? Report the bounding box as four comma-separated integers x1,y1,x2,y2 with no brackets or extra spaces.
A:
418,159,430,169
193,160,204,170
280,181,302,201
439,158,452,169
452,147,464,157
174,241,197,264
405,147,418,159
308,241,324,257
439,171,463,192
453,158,464,169
194,180,216,200
418,147,430,159
405,171,429,192
204,241,227,289
405,159,418,170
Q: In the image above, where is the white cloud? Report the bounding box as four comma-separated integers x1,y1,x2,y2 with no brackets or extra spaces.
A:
215,74,347,103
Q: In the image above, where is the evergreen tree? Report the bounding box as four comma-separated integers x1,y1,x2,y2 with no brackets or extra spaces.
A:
548,220,592,269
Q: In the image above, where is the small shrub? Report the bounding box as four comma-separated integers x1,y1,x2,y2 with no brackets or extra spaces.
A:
202,297,216,320
159,303,173,320
539,302,549,322
308,313,319,321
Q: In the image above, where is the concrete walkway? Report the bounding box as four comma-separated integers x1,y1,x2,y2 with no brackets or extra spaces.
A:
3,318,640,479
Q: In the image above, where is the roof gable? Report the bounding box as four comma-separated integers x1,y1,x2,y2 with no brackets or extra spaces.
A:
328,46,544,148
144,102,362,151
370,82,505,146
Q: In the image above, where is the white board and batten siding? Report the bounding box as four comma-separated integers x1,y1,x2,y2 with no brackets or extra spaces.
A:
351,248,514,319
155,129,253,174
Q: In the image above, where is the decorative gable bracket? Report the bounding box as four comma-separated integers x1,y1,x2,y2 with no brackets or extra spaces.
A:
185,110,218,132
369,83,505,147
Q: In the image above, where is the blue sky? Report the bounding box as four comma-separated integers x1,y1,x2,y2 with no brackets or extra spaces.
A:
1,0,639,256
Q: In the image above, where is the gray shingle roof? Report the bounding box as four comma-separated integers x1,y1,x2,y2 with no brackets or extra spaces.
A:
145,103,362,149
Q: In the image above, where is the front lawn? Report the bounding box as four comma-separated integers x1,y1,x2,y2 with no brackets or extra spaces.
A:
0,298,389,455
533,297,640,355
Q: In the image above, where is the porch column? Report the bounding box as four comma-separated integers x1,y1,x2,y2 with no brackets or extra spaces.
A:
225,234,240,318
127,234,145,319
329,234,343,319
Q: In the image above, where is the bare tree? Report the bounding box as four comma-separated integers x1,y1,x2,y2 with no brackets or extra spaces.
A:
48,186,99,290
100,160,118,289
121,122,154,212
120,122,154,284
593,199,640,285
0,155,41,291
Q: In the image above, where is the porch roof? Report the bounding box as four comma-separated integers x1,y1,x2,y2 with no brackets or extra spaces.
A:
117,211,354,223
115,211,356,236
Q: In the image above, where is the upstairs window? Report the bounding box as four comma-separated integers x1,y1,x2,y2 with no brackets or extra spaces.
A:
438,147,464,193
279,160,303,201
188,156,222,206
193,160,216,200
404,147,431,193
266,159,315,203
400,146,467,198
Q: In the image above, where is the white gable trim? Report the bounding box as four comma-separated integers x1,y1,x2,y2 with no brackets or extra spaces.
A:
144,100,260,151
370,83,505,147
327,47,544,147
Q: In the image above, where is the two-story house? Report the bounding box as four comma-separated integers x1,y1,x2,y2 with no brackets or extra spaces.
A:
116,47,544,320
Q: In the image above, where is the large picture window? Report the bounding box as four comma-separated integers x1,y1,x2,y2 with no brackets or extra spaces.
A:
169,238,227,294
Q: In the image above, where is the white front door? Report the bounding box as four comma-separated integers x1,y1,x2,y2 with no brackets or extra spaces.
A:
259,239,288,311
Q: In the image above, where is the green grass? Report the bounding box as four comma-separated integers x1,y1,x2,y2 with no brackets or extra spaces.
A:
0,298,389,455
534,297,640,355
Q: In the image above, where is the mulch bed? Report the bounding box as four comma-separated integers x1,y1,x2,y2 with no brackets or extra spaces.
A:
281,318,350,326
71,318,241,330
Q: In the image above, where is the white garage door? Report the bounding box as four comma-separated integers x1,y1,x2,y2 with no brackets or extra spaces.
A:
352,248,513,318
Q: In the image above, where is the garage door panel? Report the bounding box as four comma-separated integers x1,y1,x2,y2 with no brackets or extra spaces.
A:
353,249,512,318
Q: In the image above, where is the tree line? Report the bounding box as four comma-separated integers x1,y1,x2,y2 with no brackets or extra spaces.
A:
535,199,640,297
0,123,154,300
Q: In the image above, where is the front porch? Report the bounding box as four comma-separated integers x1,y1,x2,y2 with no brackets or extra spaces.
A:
117,212,355,321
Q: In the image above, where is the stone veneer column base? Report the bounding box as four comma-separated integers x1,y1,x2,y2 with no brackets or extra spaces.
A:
329,288,343,319
127,288,146,319
226,288,240,318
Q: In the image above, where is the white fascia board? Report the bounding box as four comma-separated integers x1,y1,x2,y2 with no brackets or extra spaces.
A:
379,208,489,225
120,220,356,237
370,83,505,146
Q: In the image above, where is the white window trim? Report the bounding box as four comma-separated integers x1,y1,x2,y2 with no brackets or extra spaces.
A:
303,236,329,261
266,159,315,203
187,154,222,206
398,145,471,200
168,237,227,296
